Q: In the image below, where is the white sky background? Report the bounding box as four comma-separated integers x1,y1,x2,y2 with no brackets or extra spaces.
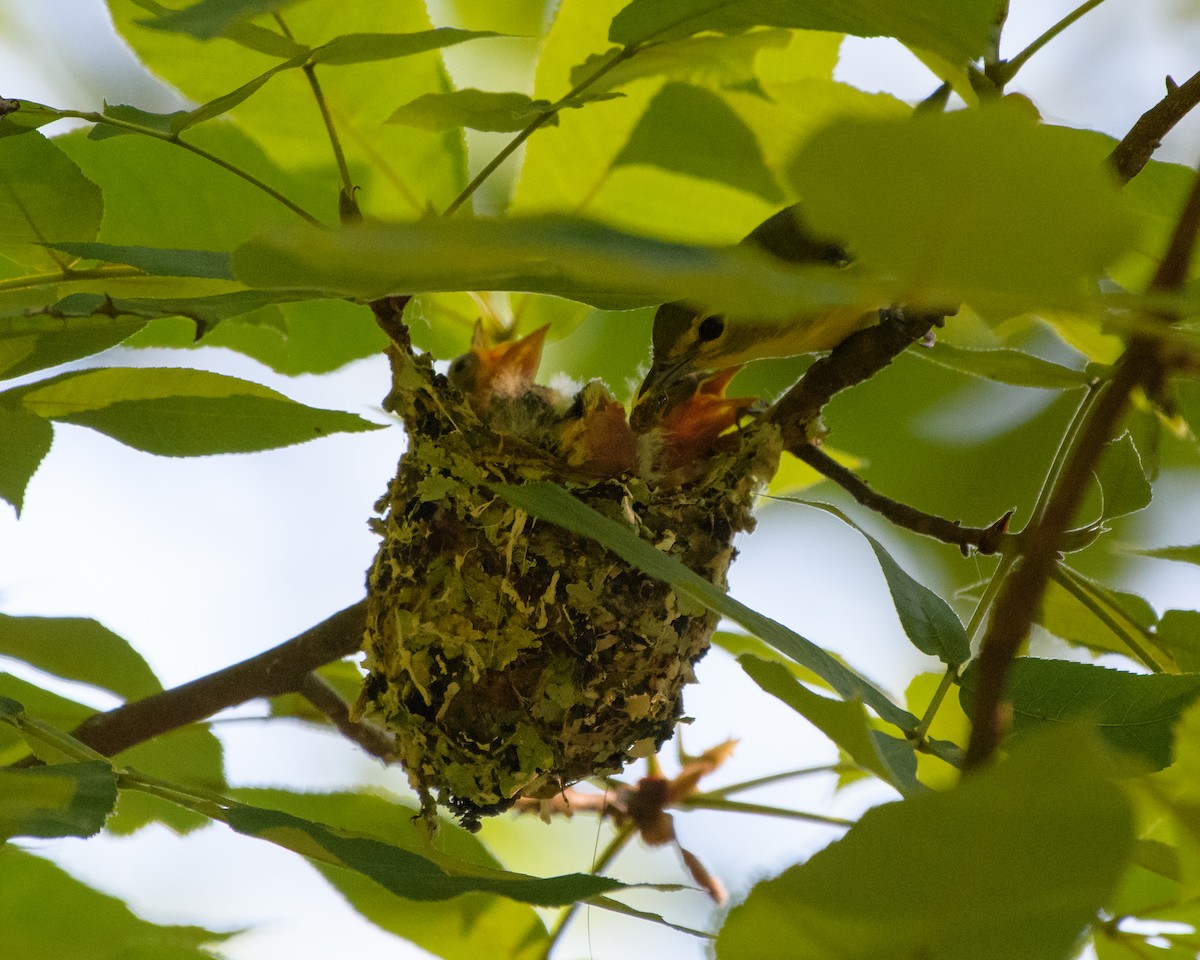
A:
2,2,1200,959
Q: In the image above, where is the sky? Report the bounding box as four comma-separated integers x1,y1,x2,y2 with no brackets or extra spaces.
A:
2,2,1200,959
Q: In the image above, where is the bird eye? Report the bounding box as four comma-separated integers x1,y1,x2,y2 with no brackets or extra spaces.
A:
697,315,724,342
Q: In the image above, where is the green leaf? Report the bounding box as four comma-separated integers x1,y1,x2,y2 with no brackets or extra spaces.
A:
126,298,388,376
233,789,549,959
166,57,304,133
0,613,161,701
54,124,327,252
0,131,102,272
716,726,1132,960
41,289,297,339
613,83,783,203
86,101,191,140
109,2,468,218
0,313,149,380
308,29,503,66
6,367,384,456
1095,432,1152,520
44,242,234,280
1156,611,1200,673
0,847,228,957
738,655,922,795
1038,568,1161,661
220,802,624,906
914,342,1092,389
136,0,304,39
609,0,1005,65
788,107,1136,315
387,90,555,133
0,674,225,833
0,761,118,840
1132,543,1200,566
0,407,52,515
494,480,917,730
960,658,1200,771
515,0,780,243
568,30,793,95
232,215,881,315
792,501,970,666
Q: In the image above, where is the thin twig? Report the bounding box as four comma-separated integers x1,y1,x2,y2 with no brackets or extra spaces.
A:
299,672,394,760
788,444,1012,556
1108,69,1200,185
443,44,642,217
273,12,359,222
987,0,1110,86
36,105,323,227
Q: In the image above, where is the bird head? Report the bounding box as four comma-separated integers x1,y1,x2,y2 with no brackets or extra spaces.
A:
636,205,859,403
448,321,550,413
636,366,762,480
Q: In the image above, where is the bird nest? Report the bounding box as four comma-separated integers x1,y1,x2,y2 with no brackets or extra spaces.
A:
358,321,780,829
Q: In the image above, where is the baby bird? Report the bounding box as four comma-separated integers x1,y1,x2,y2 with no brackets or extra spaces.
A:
635,367,761,483
447,322,562,442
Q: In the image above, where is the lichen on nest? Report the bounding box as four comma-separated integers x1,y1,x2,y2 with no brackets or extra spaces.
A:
359,320,780,829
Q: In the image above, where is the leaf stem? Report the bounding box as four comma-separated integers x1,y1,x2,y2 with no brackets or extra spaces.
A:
0,264,144,293
1029,379,1104,532
52,108,324,228
679,795,855,827
443,43,643,217
1050,564,1167,672
702,764,848,799
911,665,957,742
989,0,1109,86
274,13,358,220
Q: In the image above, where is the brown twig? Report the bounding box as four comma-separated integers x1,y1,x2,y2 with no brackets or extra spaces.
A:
1108,69,1200,185
56,600,367,760
299,671,395,762
964,159,1200,770
790,444,1012,556
765,307,1011,555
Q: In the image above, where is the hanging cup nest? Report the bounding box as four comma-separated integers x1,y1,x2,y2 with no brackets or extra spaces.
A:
359,314,780,829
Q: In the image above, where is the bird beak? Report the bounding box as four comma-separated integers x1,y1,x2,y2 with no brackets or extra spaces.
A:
477,324,550,398
637,355,690,402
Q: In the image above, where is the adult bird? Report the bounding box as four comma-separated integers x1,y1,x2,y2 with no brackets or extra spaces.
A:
635,204,874,407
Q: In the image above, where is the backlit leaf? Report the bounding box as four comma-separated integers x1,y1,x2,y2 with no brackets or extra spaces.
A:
739,654,922,795
914,342,1091,389
791,501,970,666
0,762,117,840
0,407,52,515
716,726,1132,960
387,90,555,133
788,107,1136,316
960,658,1200,771
609,0,1005,64
0,613,161,701
220,802,625,905
613,83,783,202
0,847,228,957
6,367,383,456
0,132,102,272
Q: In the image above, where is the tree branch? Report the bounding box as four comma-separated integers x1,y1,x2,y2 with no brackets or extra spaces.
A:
765,307,1010,554
64,600,367,759
1108,69,1200,185
964,158,1200,770
299,671,394,762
